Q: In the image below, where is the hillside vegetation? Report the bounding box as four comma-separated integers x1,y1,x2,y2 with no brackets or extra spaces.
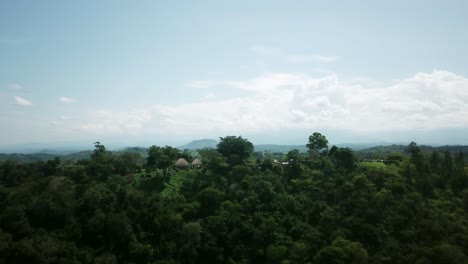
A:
1,134,468,263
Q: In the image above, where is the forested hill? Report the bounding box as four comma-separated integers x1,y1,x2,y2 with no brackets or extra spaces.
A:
0,151,93,163
177,140,383,153
358,144,468,158
3,142,468,163
178,139,218,150
253,143,386,153
1,134,468,263
2,141,468,164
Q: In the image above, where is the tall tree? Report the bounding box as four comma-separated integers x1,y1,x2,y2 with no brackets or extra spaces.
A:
146,145,179,177
407,142,432,196
307,132,329,156
329,146,356,172
198,148,229,174
430,151,442,174
442,151,453,189
87,142,114,181
285,149,303,180
216,136,254,166
146,145,161,169
453,151,467,192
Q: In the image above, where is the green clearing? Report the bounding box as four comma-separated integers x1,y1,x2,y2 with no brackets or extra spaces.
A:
359,161,387,169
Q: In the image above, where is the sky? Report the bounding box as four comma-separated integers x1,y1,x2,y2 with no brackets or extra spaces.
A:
1,0,468,148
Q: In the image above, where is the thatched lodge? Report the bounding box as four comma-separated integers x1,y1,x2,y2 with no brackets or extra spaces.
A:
175,158,189,168
191,158,203,168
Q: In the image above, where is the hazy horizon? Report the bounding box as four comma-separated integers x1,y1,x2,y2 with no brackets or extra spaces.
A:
2,127,468,154
2,1,468,147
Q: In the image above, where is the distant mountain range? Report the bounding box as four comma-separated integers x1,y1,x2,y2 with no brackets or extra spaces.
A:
0,151,93,163
176,139,309,152
2,139,468,163
357,144,468,158
177,139,387,152
178,139,218,150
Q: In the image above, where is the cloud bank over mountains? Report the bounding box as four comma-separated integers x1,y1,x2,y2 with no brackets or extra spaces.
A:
71,70,467,143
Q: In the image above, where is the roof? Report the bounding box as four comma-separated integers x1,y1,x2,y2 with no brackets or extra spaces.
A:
191,158,202,165
175,158,189,167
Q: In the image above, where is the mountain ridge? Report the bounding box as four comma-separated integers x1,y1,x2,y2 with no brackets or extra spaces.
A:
2,139,468,164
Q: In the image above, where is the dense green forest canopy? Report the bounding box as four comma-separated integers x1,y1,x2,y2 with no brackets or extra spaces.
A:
1,134,468,263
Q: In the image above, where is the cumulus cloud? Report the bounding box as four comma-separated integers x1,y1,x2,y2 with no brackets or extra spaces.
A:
14,96,32,106
79,70,468,138
80,108,158,135
59,96,77,103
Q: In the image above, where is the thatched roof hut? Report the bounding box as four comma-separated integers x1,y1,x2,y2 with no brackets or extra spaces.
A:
191,158,202,166
175,158,189,168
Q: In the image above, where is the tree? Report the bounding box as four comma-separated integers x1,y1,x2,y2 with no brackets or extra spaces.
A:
146,145,161,169
452,151,467,192
285,149,303,180
430,151,442,174
307,132,329,156
332,237,368,264
147,145,179,177
329,146,356,172
314,246,347,264
385,153,405,166
44,157,61,176
91,142,108,160
441,151,453,189
0,160,26,187
113,152,141,175
179,222,202,263
64,164,88,183
216,136,254,166
198,148,229,174
408,142,424,171
180,149,193,163
87,142,114,181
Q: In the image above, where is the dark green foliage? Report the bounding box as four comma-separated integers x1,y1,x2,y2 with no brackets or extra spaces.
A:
0,137,467,263
216,136,254,166
147,145,180,176
198,148,228,174
329,146,356,172
87,142,114,181
307,132,329,155
385,152,405,166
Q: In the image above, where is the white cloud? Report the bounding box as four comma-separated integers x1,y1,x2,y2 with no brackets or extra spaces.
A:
80,108,157,135
9,83,23,90
78,70,468,138
59,96,77,103
14,96,32,106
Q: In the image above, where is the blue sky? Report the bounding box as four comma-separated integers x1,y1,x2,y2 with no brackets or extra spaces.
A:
1,0,468,147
